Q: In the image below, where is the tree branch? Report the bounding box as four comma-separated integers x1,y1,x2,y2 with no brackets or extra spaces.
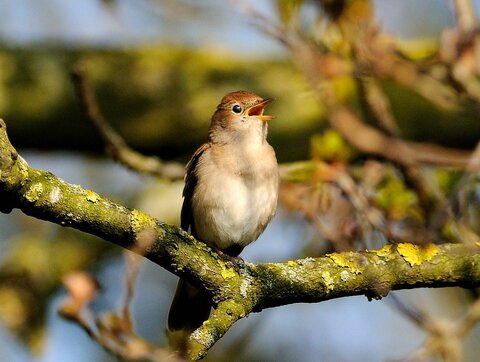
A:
1,118,480,360
454,0,477,34
245,3,480,175
71,64,184,180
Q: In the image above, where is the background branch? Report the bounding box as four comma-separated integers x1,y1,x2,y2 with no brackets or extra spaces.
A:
71,63,184,180
454,0,477,34
60,271,183,362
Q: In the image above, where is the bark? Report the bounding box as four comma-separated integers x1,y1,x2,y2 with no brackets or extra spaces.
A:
1,119,479,360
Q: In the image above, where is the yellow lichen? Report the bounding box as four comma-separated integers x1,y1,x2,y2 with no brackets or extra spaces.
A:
321,271,334,291
327,253,363,274
85,190,99,203
397,243,440,266
374,244,393,258
131,209,146,233
220,263,237,279
287,260,297,267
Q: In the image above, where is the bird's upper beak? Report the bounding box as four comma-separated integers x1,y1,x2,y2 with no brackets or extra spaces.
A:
246,98,274,121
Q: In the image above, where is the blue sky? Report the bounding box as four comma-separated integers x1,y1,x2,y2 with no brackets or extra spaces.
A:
1,0,478,55
0,0,284,55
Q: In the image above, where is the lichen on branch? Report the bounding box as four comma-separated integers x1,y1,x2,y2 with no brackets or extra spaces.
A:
1,118,480,361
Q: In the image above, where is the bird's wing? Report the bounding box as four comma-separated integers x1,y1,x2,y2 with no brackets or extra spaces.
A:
180,142,210,234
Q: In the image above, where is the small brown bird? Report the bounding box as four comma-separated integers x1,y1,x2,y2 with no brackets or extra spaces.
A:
168,91,279,332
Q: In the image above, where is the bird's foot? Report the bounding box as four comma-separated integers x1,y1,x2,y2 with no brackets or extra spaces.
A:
215,249,246,273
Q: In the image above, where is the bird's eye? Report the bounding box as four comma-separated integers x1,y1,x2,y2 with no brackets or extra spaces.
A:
232,104,242,114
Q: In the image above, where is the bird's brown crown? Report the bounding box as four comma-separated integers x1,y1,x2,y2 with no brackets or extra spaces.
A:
217,91,263,110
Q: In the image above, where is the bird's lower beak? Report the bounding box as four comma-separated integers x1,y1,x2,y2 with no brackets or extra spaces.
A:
246,98,275,121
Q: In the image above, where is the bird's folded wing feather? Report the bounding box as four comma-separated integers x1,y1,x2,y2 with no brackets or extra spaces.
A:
180,143,211,233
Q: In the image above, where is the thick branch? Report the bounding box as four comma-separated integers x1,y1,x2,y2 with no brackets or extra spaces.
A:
1,119,480,360
252,243,480,308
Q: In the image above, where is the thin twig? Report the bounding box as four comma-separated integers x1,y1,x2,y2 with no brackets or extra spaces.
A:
245,2,478,171
358,77,400,136
453,0,478,34
71,63,184,180
465,140,480,172
120,252,143,327
386,293,427,327
60,271,183,362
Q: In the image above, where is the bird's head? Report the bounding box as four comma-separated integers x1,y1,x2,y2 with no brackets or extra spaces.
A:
209,91,274,145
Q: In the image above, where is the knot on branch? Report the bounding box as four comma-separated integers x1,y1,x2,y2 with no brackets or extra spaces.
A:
0,119,21,213
0,120,17,172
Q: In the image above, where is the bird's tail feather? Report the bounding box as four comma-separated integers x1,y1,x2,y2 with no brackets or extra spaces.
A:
167,279,211,332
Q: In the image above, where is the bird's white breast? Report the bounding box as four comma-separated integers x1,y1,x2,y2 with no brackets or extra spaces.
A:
191,143,278,250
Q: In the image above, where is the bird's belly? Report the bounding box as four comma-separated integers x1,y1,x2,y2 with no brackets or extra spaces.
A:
192,172,277,250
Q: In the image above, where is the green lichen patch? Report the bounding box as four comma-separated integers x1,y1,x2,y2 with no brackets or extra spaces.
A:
190,328,214,348
18,157,30,179
340,270,350,281
25,182,44,202
48,187,61,204
397,243,440,266
240,274,253,299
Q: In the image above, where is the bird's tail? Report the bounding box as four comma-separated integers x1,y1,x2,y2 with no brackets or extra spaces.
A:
167,279,212,332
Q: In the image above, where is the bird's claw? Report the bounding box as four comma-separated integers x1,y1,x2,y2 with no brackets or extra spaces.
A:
216,250,246,273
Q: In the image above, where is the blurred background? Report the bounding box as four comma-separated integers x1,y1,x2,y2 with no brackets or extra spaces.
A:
1,0,480,361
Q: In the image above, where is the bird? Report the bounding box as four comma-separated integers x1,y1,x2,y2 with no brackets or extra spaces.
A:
168,90,279,332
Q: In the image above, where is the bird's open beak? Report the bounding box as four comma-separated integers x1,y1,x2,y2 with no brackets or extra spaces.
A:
246,98,275,121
